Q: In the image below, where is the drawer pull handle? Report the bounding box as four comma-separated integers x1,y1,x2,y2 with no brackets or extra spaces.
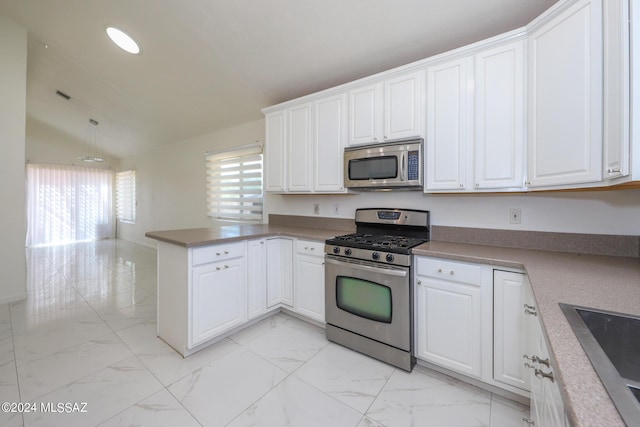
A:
524,362,536,370
523,354,550,368
523,418,535,425
437,268,455,276
535,368,554,382
524,304,536,310
525,309,537,316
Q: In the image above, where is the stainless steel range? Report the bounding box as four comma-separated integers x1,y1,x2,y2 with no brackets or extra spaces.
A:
324,208,430,371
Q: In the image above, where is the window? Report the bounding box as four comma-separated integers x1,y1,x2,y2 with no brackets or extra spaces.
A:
26,163,115,246
206,144,263,223
116,170,136,223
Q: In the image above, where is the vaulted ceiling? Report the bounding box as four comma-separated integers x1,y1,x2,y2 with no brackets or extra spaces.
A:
0,0,557,159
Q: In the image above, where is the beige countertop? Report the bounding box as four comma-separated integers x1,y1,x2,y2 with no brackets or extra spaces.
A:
145,224,341,247
146,226,640,426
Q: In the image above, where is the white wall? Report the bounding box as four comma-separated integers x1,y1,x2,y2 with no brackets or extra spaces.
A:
118,119,265,246
26,116,119,169
0,15,27,303
267,190,640,235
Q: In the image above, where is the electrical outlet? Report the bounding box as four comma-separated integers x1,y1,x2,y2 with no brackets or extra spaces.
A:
313,204,320,215
509,208,521,224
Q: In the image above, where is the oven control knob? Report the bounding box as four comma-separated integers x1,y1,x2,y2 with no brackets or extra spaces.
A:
333,246,340,254
344,248,352,256
386,254,394,263
371,252,380,261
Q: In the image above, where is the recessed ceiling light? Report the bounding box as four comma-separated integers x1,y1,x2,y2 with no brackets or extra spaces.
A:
106,26,141,55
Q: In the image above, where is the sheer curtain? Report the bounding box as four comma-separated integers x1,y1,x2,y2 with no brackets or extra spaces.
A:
26,163,115,247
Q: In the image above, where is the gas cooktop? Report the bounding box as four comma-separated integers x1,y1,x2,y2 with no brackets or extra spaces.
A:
326,232,428,254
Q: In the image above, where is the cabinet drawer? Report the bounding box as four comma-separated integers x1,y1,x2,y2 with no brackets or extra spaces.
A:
416,257,482,286
295,240,324,256
192,242,245,266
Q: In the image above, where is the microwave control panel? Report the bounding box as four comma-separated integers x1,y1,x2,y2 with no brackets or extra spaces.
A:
408,150,420,181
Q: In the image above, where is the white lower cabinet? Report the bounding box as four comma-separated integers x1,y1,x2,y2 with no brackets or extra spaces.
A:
293,240,325,323
247,239,267,320
191,256,247,347
266,237,294,308
493,270,531,392
414,257,491,378
524,287,567,427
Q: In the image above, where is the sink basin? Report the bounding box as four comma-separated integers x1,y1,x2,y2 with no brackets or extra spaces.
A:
560,303,640,426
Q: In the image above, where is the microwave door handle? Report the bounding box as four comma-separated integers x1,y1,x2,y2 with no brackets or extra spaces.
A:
400,153,406,181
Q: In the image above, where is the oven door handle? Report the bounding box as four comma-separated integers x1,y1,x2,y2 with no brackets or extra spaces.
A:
325,257,408,277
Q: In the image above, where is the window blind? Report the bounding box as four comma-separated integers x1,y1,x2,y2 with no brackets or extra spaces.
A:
26,163,115,246
206,144,263,223
116,170,136,223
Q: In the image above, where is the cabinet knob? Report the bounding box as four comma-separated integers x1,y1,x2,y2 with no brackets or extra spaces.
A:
373,137,378,141
310,247,315,251
459,184,464,188
260,241,264,245
475,183,479,187
417,280,422,285
526,181,531,185
216,252,221,256
384,135,388,139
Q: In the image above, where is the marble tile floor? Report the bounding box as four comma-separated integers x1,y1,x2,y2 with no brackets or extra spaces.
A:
0,239,530,426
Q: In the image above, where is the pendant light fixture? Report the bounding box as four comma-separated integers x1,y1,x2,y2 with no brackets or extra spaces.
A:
78,118,105,163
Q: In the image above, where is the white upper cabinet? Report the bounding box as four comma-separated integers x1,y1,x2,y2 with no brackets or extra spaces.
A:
603,0,630,181
314,93,347,192
287,103,314,192
527,0,603,188
474,41,525,189
425,57,473,191
425,39,525,193
264,111,287,192
348,83,384,145
349,70,424,146
384,70,425,141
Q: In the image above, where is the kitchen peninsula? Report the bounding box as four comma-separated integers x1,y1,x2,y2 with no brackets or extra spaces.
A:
147,219,640,427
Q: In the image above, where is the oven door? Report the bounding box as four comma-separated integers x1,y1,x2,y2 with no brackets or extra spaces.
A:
325,255,411,351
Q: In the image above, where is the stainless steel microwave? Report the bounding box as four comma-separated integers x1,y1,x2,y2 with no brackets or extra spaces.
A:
344,139,423,190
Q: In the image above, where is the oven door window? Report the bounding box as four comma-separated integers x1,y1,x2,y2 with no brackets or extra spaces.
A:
348,156,398,180
336,276,392,323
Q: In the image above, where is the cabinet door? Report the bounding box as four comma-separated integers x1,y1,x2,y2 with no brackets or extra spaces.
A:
247,239,267,320
603,0,630,180
314,94,347,192
191,258,246,347
425,57,473,191
384,70,424,141
474,41,525,189
349,83,384,145
265,111,287,192
266,238,293,308
527,0,603,187
415,275,482,377
294,253,325,323
288,103,313,192
493,270,530,391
